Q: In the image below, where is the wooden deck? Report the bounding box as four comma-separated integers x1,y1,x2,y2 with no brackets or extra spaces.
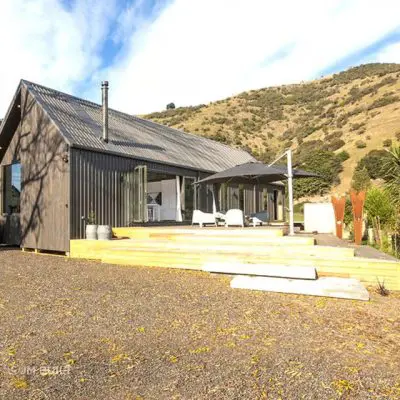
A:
69,226,400,291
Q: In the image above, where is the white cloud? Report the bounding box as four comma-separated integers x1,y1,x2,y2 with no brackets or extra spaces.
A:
1,0,400,117
376,42,400,63
104,0,400,114
0,0,117,115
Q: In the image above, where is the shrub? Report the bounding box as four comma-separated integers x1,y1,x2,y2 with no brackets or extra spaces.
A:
285,140,292,148
325,139,345,151
364,187,395,227
367,95,400,111
256,148,276,163
293,150,343,198
355,140,367,149
383,146,400,209
383,139,392,147
295,140,325,163
337,150,350,162
344,197,353,226
356,150,392,179
376,280,390,296
351,167,371,192
396,131,400,141
350,122,365,132
325,130,343,141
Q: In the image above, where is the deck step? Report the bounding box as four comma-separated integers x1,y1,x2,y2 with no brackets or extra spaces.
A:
98,252,400,290
203,262,317,280
230,276,370,301
156,236,315,246
99,249,388,267
113,227,285,239
105,244,354,258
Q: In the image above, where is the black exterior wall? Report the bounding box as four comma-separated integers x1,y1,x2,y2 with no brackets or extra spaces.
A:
69,147,204,239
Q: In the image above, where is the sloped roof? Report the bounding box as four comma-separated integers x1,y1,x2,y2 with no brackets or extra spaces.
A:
22,80,255,173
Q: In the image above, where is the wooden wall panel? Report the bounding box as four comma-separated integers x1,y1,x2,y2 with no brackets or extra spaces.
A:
16,88,69,251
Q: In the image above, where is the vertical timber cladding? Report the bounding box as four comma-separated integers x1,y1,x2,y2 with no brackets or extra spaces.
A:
18,89,70,252
69,148,198,238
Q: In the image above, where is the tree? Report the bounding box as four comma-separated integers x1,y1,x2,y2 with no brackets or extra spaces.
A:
351,167,371,192
293,150,343,198
166,102,176,110
356,149,391,179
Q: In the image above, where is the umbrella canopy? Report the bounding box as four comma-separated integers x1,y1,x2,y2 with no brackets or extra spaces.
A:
196,162,318,185
270,164,319,179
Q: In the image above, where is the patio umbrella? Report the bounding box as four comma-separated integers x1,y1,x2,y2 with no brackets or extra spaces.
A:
270,164,319,179
196,161,318,185
196,155,320,236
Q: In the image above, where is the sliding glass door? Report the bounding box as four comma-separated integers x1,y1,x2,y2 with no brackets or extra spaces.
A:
125,165,148,224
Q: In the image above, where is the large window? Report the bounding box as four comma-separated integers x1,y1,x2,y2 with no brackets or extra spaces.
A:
4,163,21,214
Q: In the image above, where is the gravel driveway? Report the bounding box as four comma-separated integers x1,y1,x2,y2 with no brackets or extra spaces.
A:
0,248,399,399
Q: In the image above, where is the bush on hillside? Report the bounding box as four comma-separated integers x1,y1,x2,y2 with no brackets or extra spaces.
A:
383,139,392,147
293,150,343,198
330,63,400,85
350,122,366,132
368,95,400,111
355,140,367,149
336,150,350,162
356,149,392,179
324,139,345,151
294,140,325,163
325,130,343,141
256,148,276,163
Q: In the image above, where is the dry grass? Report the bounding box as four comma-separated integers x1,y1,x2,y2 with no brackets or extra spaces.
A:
1,248,400,399
144,64,400,195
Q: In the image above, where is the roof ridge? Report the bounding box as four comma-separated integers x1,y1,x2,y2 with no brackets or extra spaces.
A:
21,79,103,109
22,79,249,152
18,79,255,172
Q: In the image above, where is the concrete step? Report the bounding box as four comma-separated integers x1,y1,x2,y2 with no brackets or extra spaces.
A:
230,276,370,301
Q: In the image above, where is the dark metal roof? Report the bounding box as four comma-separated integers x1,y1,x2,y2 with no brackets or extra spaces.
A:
21,80,255,173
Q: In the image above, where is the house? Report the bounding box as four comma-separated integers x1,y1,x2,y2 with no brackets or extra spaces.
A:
0,80,285,252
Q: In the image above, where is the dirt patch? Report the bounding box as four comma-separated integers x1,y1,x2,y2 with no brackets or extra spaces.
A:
0,249,399,399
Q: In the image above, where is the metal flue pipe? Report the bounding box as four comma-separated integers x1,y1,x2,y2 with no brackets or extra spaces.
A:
101,81,109,143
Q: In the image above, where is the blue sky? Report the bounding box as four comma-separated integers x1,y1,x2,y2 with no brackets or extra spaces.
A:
0,0,400,115
321,30,400,76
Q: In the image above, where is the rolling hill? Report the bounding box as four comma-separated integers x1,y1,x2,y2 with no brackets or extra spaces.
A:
144,63,400,195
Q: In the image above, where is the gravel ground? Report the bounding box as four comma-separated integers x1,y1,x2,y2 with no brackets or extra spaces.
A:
0,248,399,400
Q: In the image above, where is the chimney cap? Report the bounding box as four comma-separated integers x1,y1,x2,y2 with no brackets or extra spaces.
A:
101,80,109,87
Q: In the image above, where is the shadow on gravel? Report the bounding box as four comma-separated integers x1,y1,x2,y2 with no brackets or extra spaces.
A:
0,245,20,252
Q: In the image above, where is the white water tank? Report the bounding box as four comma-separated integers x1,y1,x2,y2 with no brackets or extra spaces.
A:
304,202,335,234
